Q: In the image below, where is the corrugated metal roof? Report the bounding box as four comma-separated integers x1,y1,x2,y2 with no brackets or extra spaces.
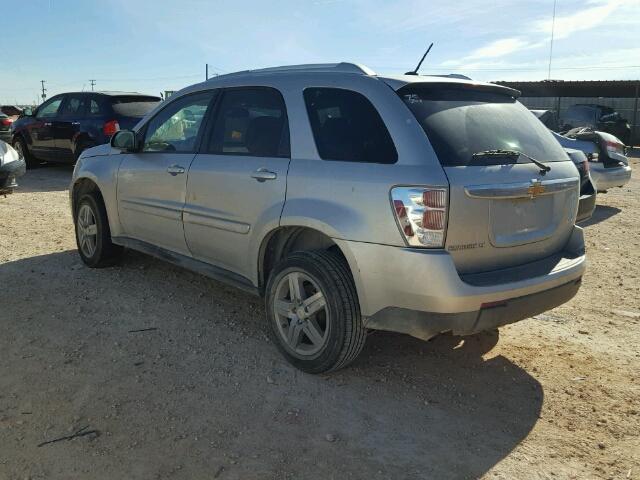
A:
493,80,640,98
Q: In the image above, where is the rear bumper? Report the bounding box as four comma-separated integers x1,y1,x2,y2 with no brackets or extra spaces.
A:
336,226,585,340
590,164,631,191
364,278,581,340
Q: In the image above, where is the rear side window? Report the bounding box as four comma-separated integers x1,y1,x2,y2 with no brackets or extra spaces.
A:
111,96,161,117
87,97,105,116
208,88,289,158
303,88,397,164
400,86,568,166
60,95,85,117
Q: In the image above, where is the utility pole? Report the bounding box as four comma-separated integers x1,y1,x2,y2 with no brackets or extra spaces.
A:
40,80,47,101
89,79,96,91
547,0,557,79
205,63,209,81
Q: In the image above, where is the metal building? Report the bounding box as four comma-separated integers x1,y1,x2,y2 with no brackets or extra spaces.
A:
494,80,640,146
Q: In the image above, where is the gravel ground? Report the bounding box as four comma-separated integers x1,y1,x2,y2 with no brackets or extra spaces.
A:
1,159,639,480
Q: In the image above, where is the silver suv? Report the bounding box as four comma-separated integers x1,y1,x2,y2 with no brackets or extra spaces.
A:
70,63,586,373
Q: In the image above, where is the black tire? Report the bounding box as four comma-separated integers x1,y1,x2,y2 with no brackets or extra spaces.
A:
265,250,366,373
74,193,123,268
74,140,94,161
12,136,39,169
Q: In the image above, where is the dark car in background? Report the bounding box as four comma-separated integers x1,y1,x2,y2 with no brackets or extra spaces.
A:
10,91,161,167
560,104,631,146
1,105,23,120
530,109,559,131
0,113,13,143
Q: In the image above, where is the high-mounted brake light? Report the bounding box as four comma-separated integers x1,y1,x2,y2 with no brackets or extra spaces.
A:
103,120,120,137
391,186,448,248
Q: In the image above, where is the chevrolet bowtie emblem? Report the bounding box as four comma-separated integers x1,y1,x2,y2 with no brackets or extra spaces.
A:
527,180,546,198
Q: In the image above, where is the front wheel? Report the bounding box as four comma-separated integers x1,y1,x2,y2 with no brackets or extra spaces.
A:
265,250,366,373
75,194,122,268
12,137,39,169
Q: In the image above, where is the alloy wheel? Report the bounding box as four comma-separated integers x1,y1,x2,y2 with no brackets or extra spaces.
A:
273,271,329,356
77,204,98,258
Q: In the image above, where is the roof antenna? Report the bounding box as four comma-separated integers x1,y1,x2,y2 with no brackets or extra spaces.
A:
405,43,434,76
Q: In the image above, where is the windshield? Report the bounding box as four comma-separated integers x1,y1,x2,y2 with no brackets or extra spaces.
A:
111,96,161,117
399,86,568,166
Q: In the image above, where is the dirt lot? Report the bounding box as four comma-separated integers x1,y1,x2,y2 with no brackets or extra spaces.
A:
1,159,639,480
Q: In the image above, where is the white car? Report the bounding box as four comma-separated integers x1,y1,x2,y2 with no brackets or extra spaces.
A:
0,140,26,195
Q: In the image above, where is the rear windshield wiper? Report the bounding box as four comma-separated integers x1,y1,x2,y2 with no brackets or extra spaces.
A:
472,149,551,173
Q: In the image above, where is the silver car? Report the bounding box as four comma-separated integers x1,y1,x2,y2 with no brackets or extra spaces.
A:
552,129,632,192
70,63,586,373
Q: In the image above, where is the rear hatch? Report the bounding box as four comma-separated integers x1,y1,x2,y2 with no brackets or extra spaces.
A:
398,83,579,274
110,95,161,129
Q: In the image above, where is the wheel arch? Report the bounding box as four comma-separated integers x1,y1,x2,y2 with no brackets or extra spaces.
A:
11,131,31,148
257,226,364,303
72,132,95,158
71,177,105,220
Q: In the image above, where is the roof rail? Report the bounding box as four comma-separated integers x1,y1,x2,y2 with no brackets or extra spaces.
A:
426,73,472,80
211,62,376,79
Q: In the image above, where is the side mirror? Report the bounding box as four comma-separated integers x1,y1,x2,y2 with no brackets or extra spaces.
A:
111,130,136,152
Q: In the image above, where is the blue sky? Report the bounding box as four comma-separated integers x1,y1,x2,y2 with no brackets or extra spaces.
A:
1,0,639,104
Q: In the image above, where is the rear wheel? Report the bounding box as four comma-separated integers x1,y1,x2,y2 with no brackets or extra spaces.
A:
75,194,122,267
74,140,94,161
12,136,39,169
265,250,366,373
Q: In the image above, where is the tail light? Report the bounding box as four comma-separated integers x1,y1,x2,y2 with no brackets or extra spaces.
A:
0,118,12,126
103,120,120,137
605,140,624,156
391,186,448,248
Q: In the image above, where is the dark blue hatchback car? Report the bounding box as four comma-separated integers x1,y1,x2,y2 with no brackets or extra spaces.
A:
10,91,160,167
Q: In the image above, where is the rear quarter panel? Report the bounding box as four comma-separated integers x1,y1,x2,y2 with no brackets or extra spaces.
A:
279,74,449,245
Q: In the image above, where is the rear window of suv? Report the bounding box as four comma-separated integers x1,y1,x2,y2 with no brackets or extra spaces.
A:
304,87,397,164
399,85,568,167
110,96,161,117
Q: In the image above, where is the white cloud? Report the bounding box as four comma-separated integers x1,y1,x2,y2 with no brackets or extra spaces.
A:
534,0,628,40
439,0,634,69
465,38,531,60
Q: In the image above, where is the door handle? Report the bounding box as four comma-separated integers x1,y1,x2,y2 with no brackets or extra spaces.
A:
251,168,277,182
167,165,185,176
43,122,52,127
71,121,81,126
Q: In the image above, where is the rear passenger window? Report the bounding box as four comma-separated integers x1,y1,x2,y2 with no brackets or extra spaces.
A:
208,88,289,158
88,98,103,116
60,95,85,117
304,88,397,164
